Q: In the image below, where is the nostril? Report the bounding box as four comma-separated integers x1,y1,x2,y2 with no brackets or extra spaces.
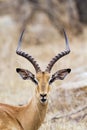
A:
44,94,47,97
40,94,47,97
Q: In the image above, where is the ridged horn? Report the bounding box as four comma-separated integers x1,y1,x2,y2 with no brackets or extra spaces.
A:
16,29,41,73
45,29,70,73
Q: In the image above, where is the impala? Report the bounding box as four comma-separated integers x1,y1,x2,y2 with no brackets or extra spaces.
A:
0,29,71,130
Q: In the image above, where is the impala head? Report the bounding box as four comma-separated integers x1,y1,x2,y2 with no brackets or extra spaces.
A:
16,29,71,104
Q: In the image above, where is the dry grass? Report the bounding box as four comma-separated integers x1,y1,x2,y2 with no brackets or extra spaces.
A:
0,16,87,130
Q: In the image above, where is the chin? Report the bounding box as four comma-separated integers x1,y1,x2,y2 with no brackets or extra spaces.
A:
40,100,48,105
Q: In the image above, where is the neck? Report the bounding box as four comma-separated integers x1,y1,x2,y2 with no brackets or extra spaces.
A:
17,95,48,130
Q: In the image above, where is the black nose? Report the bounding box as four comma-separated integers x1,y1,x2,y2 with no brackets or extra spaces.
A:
40,94,47,103
41,98,46,102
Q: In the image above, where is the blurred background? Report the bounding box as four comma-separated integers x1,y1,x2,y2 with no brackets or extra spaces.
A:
0,0,87,130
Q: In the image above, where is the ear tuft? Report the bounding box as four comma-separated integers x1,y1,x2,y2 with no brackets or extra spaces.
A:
67,69,71,73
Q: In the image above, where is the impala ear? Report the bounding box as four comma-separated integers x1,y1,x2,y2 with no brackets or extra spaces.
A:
49,69,71,84
16,68,38,84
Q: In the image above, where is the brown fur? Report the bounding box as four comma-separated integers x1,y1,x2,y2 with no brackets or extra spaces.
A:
0,98,47,130
0,72,50,130
0,70,70,130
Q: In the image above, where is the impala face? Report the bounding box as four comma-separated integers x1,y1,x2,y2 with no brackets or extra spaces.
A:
36,72,50,104
16,68,71,104
16,29,71,105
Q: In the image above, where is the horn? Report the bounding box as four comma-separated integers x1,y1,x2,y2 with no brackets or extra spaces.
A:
16,29,41,73
45,29,70,73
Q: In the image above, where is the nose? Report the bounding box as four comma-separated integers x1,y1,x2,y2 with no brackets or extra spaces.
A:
40,94,47,103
